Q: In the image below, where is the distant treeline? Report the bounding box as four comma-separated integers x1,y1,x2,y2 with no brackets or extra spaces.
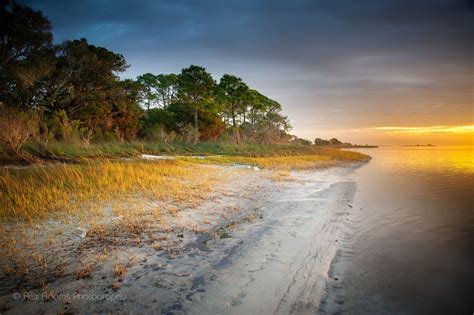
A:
0,1,306,160
314,138,345,146
314,138,377,148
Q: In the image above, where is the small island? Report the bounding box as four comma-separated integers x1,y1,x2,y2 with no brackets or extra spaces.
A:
403,144,436,147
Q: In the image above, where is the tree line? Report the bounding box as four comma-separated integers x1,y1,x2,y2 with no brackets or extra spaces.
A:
0,1,299,159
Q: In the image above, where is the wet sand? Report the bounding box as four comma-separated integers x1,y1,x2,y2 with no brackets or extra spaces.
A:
1,163,361,314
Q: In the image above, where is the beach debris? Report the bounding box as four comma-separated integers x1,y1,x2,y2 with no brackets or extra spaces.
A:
141,154,210,160
112,215,124,221
219,231,231,239
253,166,260,171
141,154,175,160
77,227,88,239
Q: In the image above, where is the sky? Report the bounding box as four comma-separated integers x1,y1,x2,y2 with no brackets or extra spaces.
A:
26,0,474,145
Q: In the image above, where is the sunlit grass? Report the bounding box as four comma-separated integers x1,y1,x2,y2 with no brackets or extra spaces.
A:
0,147,367,222
0,159,220,287
0,147,368,222
0,159,215,222
181,148,369,170
0,147,369,292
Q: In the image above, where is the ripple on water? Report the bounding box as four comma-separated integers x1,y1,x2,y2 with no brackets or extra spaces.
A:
322,146,474,314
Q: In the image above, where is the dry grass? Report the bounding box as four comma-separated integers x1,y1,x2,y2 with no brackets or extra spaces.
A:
181,148,369,170
75,264,92,279
0,149,366,221
0,159,215,222
0,148,368,291
114,263,127,279
111,282,121,291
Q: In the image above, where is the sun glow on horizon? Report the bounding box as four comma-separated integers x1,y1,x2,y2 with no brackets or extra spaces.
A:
370,125,474,134
328,124,474,146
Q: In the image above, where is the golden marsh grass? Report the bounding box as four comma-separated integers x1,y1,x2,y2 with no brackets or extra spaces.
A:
181,148,369,170
0,148,367,222
0,159,216,222
0,148,369,292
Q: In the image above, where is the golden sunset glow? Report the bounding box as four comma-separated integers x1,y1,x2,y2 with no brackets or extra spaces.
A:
1,1,474,314
378,146,474,174
338,125,474,146
371,125,474,134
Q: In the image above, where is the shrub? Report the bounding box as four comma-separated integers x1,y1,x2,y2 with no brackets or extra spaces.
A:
178,124,200,144
144,125,176,143
0,105,39,159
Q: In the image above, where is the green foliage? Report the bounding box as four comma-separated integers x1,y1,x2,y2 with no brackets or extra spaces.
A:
136,73,159,110
0,1,303,165
0,0,54,108
177,65,216,138
314,138,345,146
177,65,215,106
290,137,313,145
217,74,249,127
142,103,225,141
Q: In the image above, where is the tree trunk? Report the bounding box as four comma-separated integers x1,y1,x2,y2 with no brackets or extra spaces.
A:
193,106,198,144
232,126,241,145
231,108,236,127
194,106,198,130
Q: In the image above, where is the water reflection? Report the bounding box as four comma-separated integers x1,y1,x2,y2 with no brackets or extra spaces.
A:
374,146,473,174
322,146,474,314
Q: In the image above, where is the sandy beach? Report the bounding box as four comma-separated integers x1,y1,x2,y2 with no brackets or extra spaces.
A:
2,1,471,313
0,162,361,314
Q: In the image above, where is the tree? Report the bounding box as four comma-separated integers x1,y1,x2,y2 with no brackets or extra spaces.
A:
136,73,178,111
164,103,225,141
156,74,178,108
216,74,249,127
30,38,145,141
136,73,159,111
314,138,343,146
244,89,269,126
0,1,296,147
177,65,215,142
314,138,329,146
0,0,54,108
110,79,143,141
237,90,291,143
37,39,131,135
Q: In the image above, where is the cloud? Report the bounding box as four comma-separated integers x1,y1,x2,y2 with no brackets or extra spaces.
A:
25,0,474,142
353,125,474,134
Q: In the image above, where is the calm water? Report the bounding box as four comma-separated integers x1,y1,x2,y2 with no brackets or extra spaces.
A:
322,146,474,314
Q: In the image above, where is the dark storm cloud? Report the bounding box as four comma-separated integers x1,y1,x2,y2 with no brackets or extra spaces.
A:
25,0,474,141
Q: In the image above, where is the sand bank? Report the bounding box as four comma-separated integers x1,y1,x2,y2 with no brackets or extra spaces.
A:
1,163,361,314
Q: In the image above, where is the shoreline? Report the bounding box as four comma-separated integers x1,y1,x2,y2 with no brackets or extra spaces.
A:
0,161,365,313
0,142,371,167
188,164,362,314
